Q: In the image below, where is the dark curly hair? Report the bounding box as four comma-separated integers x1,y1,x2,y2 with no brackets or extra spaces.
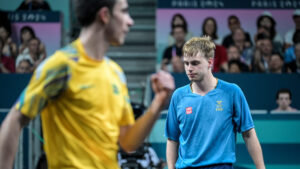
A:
74,0,116,27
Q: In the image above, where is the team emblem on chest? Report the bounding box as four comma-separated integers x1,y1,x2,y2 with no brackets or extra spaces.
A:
216,100,223,111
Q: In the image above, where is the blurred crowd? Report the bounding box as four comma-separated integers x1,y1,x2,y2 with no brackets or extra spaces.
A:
1,2,300,75
161,11,300,74
0,0,50,74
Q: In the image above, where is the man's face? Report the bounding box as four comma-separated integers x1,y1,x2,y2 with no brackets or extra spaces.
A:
228,63,241,73
17,60,32,73
228,18,240,32
261,39,273,56
277,93,291,110
173,27,186,43
183,52,212,82
28,39,39,54
227,46,240,61
260,17,272,28
233,28,245,42
106,0,134,46
269,54,283,72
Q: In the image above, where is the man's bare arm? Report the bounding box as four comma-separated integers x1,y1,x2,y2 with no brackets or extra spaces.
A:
242,128,265,169
166,139,178,169
0,108,30,169
119,71,174,152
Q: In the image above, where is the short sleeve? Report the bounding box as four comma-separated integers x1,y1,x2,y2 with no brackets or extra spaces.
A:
119,87,135,126
112,63,134,126
232,85,254,133
165,93,180,142
15,53,70,119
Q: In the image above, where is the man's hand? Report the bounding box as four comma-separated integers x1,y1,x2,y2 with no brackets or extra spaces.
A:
151,70,175,105
118,71,174,152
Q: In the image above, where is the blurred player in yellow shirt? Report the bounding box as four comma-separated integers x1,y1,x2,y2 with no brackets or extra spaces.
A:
0,0,175,168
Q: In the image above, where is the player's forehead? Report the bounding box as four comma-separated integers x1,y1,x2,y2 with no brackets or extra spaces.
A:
183,52,205,61
279,93,290,98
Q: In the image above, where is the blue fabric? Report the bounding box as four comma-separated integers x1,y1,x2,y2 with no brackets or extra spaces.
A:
181,163,233,169
165,79,254,169
284,46,296,63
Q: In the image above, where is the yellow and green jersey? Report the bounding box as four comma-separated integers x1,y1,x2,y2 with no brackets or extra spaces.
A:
15,39,135,169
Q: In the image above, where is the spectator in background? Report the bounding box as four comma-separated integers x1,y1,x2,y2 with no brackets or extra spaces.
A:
254,26,283,55
161,25,185,73
0,25,18,59
16,59,33,74
284,9,300,49
168,13,193,45
251,33,274,72
201,17,228,72
223,45,249,72
286,43,300,73
232,28,252,66
268,53,287,73
17,0,51,11
257,36,274,72
19,26,36,54
272,89,298,113
251,47,266,73
284,30,300,64
16,37,46,71
0,38,15,73
202,17,222,45
227,60,243,73
256,12,283,47
222,15,252,48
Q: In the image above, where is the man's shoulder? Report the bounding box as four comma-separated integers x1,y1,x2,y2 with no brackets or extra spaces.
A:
44,41,81,66
173,84,190,97
38,43,77,72
218,79,240,92
105,57,127,84
105,57,123,72
56,42,79,58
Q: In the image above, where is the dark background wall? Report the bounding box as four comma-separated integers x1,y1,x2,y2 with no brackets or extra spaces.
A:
172,73,300,111
1,73,299,111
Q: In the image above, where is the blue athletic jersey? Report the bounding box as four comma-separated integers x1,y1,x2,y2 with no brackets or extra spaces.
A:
165,79,254,168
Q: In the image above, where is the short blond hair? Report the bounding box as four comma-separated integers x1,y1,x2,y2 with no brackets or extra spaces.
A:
183,36,216,59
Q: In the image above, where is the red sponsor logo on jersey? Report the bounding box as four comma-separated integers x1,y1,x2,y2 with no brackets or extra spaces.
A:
186,107,192,114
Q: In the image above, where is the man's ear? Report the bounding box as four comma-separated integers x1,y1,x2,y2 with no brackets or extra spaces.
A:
208,58,214,69
97,7,111,24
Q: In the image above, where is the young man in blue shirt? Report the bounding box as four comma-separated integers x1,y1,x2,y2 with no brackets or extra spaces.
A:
165,36,265,169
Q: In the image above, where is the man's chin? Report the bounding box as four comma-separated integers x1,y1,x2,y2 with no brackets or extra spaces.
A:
110,41,122,46
110,38,125,46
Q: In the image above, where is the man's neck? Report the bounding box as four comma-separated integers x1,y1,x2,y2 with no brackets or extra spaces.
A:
79,24,109,61
278,106,294,111
191,73,217,95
